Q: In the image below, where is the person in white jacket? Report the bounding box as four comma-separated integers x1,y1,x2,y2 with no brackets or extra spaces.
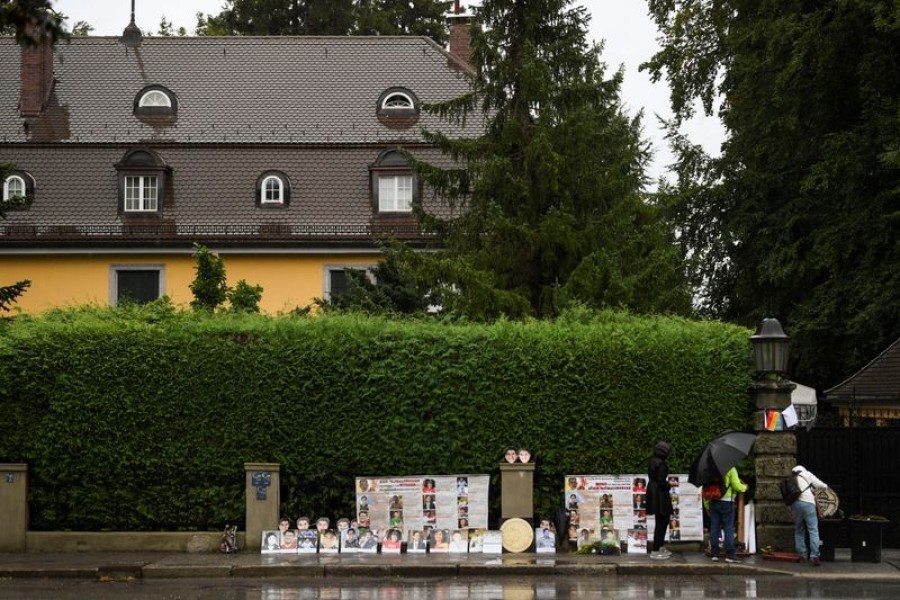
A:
790,465,828,565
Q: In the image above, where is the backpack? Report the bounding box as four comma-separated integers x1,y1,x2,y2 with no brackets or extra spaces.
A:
779,473,809,505
702,479,724,501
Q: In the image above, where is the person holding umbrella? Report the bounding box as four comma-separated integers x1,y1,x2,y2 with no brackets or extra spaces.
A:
647,441,673,559
688,430,755,563
708,465,747,562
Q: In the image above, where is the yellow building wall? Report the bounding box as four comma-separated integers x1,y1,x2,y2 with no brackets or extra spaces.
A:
0,253,379,315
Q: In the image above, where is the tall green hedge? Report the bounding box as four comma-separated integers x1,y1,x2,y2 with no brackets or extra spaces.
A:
0,308,753,531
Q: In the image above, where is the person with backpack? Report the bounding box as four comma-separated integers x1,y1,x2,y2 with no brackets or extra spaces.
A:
789,465,828,565
706,466,747,563
647,441,673,559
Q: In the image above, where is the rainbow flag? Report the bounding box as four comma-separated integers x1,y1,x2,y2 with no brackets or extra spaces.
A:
765,410,781,431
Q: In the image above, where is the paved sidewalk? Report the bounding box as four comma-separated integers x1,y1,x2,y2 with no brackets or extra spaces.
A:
1,548,898,581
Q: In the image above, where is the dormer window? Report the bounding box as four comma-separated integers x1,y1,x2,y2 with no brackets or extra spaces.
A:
369,149,417,214
376,87,420,129
139,90,172,107
263,176,283,203
114,149,170,217
2,170,34,208
3,175,25,201
133,85,177,118
256,171,291,207
382,92,414,110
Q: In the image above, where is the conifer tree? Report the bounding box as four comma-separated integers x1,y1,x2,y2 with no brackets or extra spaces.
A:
645,0,900,386
189,244,229,313
403,0,691,318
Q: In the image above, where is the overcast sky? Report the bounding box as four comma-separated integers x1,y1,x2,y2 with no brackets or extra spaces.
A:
50,0,725,184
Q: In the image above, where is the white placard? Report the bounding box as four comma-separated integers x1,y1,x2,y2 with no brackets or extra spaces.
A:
355,474,489,537
564,474,703,542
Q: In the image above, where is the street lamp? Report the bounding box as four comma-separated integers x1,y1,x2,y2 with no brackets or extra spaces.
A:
749,317,797,552
750,318,791,375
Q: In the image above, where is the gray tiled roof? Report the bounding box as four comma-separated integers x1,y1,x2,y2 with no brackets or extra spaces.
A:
0,35,476,246
0,35,479,144
825,337,900,404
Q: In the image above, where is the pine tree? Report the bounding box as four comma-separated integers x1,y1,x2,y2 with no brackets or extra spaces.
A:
404,0,691,318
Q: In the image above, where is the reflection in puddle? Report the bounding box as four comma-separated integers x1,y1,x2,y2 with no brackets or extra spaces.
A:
249,576,900,600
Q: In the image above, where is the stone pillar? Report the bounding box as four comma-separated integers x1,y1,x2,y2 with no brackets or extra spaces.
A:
0,464,28,552
752,377,797,551
244,462,280,551
500,462,534,521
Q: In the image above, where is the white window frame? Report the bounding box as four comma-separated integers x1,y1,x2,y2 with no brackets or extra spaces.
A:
324,265,375,301
378,174,413,212
3,175,26,201
261,175,284,204
124,175,159,212
382,92,414,110
109,264,166,306
139,90,172,107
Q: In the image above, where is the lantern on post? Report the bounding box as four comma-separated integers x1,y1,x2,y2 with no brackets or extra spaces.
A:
749,317,798,552
750,318,791,375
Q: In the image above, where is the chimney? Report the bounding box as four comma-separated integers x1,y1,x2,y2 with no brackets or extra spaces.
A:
447,2,473,66
19,23,54,117
121,0,142,48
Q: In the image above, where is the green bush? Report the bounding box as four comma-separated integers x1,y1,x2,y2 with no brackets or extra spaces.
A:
0,308,753,530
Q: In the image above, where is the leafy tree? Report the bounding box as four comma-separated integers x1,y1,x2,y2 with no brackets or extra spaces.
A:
195,0,450,40
396,0,691,319
194,11,231,36
197,0,355,36
355,0,452,44
644,1,900,387
189,243,230,312
228,279,264,313
0,0,65,45
69,20,93,36
155,16,186,37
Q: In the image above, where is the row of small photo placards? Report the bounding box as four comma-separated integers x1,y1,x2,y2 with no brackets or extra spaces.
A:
261,528,504,554
261,526,654,555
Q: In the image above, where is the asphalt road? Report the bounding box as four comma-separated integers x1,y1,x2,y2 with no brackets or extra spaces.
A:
3,575,900,599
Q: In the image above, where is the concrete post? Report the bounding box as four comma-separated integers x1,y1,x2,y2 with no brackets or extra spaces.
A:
752,376,797,551
500,462,534,521
0,464,28,552
244,462,280,551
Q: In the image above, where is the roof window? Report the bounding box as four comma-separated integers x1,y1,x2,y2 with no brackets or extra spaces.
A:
377,88,420,128
134,85,178,118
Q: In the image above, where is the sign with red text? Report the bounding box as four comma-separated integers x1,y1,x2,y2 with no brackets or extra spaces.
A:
355,475,488,537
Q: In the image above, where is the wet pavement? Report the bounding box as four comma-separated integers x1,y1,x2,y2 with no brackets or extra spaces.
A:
1,547,898,584
3,574,900,599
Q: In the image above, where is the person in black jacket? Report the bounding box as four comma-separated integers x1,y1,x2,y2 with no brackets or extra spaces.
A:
646,441,673,559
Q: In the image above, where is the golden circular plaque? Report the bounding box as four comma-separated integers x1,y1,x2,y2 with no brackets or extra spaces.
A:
500,518,534,553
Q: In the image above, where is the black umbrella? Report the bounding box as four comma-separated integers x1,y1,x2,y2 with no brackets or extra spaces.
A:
688,430,757,487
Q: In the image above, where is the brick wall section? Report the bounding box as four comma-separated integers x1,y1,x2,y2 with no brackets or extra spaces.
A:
19,26,54,117
448,16,473,66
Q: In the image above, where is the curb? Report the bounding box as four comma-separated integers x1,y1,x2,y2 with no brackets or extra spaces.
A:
0,552,898,581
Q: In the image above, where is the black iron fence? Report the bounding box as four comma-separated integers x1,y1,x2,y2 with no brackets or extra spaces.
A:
798,427,900,547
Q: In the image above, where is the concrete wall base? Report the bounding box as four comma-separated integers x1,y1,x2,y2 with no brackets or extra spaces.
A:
25,531,247,553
